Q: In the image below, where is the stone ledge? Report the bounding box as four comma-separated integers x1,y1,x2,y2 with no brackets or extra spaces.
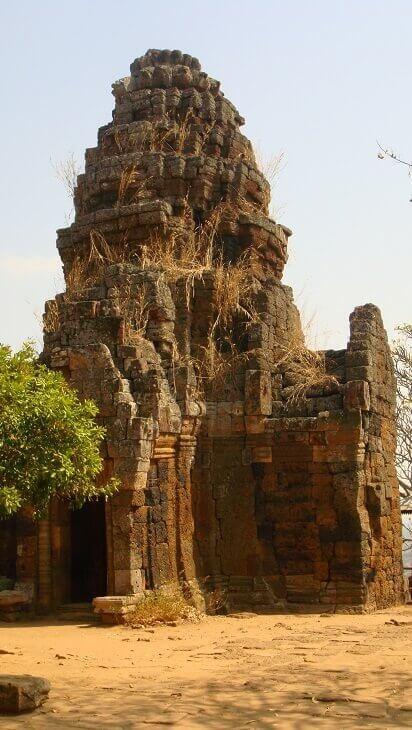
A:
92,595,144,625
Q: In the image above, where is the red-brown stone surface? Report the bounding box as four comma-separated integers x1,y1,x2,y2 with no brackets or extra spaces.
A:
0,50,403,613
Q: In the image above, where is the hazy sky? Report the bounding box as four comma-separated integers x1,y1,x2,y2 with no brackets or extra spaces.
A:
0,0,411,351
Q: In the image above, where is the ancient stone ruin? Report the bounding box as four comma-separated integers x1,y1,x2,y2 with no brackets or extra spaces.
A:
0,50,404,616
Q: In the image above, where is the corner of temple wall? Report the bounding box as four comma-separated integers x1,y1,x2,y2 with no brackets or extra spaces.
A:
343,304,404,610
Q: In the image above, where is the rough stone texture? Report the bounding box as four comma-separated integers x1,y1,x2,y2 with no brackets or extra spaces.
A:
0,591,31,622
93,594,144,624
4,49,403,613
0,675,50,714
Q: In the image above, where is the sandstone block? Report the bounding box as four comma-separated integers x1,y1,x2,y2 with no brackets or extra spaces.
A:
343,380,370,411
0,675,50,714
245,370,272,415
0,591,30,620
93,594,144,624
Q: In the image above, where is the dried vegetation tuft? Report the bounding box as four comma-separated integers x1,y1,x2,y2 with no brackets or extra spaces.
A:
125,587,201,627
61,188,334,401
281,344,338,403
43,300,60,334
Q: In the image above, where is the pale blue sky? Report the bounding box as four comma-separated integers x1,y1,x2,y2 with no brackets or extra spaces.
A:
0,0,410,350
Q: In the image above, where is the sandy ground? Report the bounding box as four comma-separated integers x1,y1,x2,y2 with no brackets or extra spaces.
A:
0,605,412,729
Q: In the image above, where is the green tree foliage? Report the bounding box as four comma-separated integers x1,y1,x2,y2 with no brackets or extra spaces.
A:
0,342,117,518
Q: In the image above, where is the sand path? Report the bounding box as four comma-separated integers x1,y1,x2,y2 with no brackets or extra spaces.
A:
0,605,411,729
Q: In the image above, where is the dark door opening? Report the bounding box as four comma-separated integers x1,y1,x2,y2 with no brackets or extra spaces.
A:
0,515,17,581
70,499,107,602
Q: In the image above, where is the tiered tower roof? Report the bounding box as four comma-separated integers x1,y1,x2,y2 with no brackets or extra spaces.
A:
57,49,291,283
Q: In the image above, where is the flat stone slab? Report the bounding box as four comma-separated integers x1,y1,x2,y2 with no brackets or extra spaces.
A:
0,591,29,609
93,595,144,615
93,595,145,624
0,675,50,714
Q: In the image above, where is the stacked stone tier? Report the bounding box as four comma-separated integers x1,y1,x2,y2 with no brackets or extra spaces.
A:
111,87,245,136
58,202,289,284
74,151,270,216
56,48,290,284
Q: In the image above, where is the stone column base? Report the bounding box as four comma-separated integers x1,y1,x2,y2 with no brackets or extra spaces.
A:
92,595,144,625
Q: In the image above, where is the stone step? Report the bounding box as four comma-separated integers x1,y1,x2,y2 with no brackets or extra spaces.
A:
56,611,99,623
56,603,98,623
58,602,92,612
228,603,285,615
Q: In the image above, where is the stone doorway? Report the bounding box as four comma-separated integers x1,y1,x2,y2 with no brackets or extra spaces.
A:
70,499,107,602
0,515,17,584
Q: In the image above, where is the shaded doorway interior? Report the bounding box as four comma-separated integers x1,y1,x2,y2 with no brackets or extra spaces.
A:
0,515,17,583
70,499,107,602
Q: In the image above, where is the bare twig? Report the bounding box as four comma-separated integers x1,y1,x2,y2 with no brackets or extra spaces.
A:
52,152,81,198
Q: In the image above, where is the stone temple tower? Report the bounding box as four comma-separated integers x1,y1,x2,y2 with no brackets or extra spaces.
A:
4,50,404,617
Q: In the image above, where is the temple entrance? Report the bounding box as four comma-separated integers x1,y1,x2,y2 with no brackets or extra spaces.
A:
70,499,107,602
0,515,17,581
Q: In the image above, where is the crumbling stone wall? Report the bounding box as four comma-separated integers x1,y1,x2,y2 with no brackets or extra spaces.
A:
190,304,403,612
11,50,403,612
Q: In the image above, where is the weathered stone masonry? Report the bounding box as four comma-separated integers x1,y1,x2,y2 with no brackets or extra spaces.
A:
1,49,404,613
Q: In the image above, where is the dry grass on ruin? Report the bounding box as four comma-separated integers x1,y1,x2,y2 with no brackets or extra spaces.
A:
277,334,339,403
112,122,170,156
62,205,258,374
65,230,131,299
52,152,81,199
140,228,212,285
110,110,215,157
138,203,255,330
239,147,285,219
65,255,94,298
117,165,152,207
112,281,151,343
212,253,254,328
43,299,60,334
287,348,337,401
61,208,335,403
167,110,194,153
183,336,251,400
65,202,253,327
125,588,201,628
88,228,129,265
202,584,228,615
249,147,285,190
